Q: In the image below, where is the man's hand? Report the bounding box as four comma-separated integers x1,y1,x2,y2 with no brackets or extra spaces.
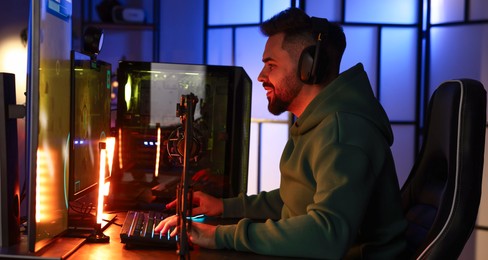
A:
154,214,179,237
189,222,217,249
154,215,217,249
155,190,223,249
164,191,224,217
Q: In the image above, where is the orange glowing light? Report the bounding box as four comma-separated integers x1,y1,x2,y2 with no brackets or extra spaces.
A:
106,137,115,175
97,144,107,224
35,150,44,223
103,181,110,197
35,149,55,223
154,126,161,178
118,128,123,169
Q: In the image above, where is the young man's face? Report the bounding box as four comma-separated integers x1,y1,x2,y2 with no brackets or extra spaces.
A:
258,33,304,116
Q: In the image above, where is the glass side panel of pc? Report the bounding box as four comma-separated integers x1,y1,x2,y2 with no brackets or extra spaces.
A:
69,51,112,202
67,51,112,230
115,61,252,202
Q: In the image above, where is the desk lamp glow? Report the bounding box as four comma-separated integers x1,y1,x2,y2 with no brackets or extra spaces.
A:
117,128,123,169
87,142,110,243
154,123,161,179
105,137,115,196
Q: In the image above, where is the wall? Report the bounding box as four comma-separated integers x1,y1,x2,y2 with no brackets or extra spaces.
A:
0,0,30,217
159,0,204,64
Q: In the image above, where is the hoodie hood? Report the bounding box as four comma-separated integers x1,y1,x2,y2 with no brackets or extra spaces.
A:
291,63,394,146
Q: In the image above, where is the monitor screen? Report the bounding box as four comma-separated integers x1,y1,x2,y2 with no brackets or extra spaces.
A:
69,51,112,202
114,61,252,206
26,0,72,253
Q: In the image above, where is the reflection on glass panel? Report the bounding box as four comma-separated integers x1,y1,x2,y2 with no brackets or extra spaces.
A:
342,26,378,96
260,122,289,192
207,28,233,65
380,27,417,121
345,0,417,24
305,0,341,21
391,125,415,187
247,122,260,194
235,27,289,121
263,0,291,21
430,25,487,96
470,0,488,20
430,0,464,24
209,0,260,25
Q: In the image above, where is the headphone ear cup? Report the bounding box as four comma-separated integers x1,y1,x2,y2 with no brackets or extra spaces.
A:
298,46,316,84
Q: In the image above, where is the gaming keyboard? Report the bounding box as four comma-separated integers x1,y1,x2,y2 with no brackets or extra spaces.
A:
120,210,177,248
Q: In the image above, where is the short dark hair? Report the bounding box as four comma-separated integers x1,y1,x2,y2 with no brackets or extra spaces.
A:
260,8,346,75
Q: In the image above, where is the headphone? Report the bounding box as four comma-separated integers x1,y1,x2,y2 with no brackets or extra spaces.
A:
297,17,330,84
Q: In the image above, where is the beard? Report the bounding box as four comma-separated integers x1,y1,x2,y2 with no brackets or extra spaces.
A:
267,73,302,115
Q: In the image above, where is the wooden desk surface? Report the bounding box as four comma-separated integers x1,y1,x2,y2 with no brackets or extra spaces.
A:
0,213,292,260
66,212,290,260
1,212,290,259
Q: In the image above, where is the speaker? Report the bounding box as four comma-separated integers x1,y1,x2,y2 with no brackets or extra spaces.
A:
298,17,330,84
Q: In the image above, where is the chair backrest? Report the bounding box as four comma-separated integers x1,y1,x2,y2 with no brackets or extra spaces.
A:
401,79,486,260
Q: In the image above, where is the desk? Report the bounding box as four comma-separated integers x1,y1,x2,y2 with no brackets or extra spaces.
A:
65,212,291,260
1,177,295,259
0,212,290,259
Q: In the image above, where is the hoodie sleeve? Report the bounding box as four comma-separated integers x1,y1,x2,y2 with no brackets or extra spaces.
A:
222,189,283,220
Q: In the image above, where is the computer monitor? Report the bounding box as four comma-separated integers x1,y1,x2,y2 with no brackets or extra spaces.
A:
26,0,72,253
114,61,251,204
0,73,21,248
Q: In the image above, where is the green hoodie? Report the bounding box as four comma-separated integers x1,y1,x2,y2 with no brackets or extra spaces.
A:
215,63,407,259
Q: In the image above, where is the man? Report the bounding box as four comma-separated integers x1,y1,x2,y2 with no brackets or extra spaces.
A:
155,7,406,259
